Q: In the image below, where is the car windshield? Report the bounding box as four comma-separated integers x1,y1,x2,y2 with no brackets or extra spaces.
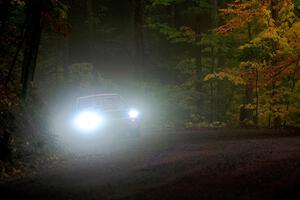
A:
76,94,125,110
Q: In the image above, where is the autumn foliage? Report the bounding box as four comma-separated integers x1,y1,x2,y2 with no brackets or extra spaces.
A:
206,0,300,127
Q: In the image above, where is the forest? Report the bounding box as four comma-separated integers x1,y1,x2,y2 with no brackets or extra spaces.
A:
1,0,300,195
1,0,300,132
1,0,300,149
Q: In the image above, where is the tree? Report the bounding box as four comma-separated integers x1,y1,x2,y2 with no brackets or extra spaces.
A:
208,0,300,127
133,0,145,80
146,0,231,125
4,0,68,99
21,0,45,98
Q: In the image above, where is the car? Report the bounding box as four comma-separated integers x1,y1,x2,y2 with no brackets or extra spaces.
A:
72,93,140,137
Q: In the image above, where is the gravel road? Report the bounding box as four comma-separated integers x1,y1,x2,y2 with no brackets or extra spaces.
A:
1,129,300,200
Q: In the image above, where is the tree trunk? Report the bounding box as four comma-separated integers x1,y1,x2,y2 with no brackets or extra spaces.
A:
239,22,254,125
271,0,279,21
283,61,299,127
254,68,259,126
21,0,44,99
133,0,144,81
86,0,96,74
63,36,70,82
0,2,10,38
270,0,280,127
212,0,219,27
171,4,177,28
209,47,215,123
193,11,203,116
28,18,42,82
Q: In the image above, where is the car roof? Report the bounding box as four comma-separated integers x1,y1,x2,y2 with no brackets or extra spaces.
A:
77,93,120,100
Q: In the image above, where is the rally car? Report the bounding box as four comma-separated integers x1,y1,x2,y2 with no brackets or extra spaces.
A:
72,93,140,137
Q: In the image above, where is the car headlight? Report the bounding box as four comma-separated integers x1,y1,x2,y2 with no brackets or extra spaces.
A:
128,109,139,119
73,111,103,132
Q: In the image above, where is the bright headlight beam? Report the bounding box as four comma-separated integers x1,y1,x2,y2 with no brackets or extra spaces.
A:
129,109,139,118
74,111,102,132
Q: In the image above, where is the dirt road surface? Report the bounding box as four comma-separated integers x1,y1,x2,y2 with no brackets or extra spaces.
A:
1,129,300,200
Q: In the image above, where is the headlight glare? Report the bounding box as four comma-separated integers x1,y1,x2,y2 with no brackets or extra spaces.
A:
128,109,139,118
74,111,102,132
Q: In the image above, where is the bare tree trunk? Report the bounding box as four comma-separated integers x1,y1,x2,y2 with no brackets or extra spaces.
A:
239,23,254,125
283,61,299,127
212,0,219,27
194,13,203,112
254,68,259,126
133,0,144,81
87,0,96,75
21,0,44,99
209,47,215,123
29,19,42,82
63,36,70,82
171,3,176,28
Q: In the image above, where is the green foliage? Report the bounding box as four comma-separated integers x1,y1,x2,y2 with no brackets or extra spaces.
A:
147,0,300,127
3,0,300,135
239,41,275,63
147,21,197,44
